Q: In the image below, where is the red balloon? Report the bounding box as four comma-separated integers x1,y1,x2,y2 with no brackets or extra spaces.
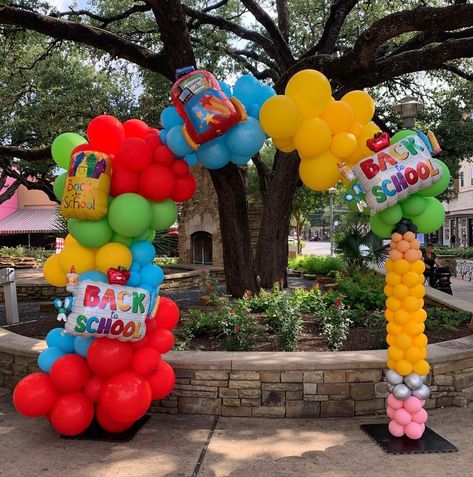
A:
130,335,150,350
148,128,160,135
171,174,196,202
84,375,103,402
139,164,176,201
50,392,94,436
155,297,180,330
96,404,134,433
50,354,89,394
100,371,152,423
153,145,175,166
147,328,175,354
144,132,162,151
110,166,140,197
132,346,161,377
117,138,152,172
171,159,190,177
147,361,175,400
145,317,158,334
13,373,58,417
87,115,125,155
71,143,92,157
87,339,134,378
123,119,149,139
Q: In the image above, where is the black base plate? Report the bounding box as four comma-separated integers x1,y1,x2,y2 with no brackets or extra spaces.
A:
360,423,458,454
61,414,151,443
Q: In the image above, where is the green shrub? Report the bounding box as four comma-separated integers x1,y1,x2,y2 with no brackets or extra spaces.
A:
288,255,343,276
434,247,473,259
426,308,471,331
364,310,387,348
0,246,52,265
291,287,324,314
318,299,352,351
335,271,385,311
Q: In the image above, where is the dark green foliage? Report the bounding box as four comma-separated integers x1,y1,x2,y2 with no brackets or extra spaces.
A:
336,272,385,312
288,255,344,276
426,308,471,332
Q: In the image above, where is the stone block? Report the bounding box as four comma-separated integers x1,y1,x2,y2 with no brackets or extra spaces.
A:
304,395,328,401
174,384,218,392
239,389,262,398
230,371,260,380
194,371,229,380
286,401,321,418
222,398,240,407
153,407,178,415
304,371,324,383
354,398,385,415
433,357,473,375
171,389,218,398
454,396,467,408
240,398,260,407
219,388,239,398
436,396,454,408
262,383,301,391
374,382,389,398
158,398,178,408
320,400,354,417
432,374,454,386
303,383,317,395
222,406,252,417
191,380,229,387
252,406,286,417
229,380,261,389
286,391,303,400
454,372,473,391
178,397,221,415
175,378,191,385
350,383,375,400
281,371,303,383
260,372,280,383
346,370,382,383
424,398,436,410
262,390,285,406
324,371,346,383
318,383,349,395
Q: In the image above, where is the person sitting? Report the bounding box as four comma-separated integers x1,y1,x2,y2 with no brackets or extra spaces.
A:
422,243,441,285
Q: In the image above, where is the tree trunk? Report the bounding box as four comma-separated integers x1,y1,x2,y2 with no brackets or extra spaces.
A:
208,164,259,297
255,150,300,289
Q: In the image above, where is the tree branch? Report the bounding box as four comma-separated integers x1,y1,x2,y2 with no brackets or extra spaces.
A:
0,145,51,162
0,4,171,78
252,152,271,196
276,0,290,41
440,63,473,81
0,177,21,204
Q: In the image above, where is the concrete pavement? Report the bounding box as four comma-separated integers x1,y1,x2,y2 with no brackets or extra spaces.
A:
1,389,472,477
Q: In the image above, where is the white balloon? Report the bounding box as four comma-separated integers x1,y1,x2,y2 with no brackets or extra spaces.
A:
385,369,403,385
412,384,431,400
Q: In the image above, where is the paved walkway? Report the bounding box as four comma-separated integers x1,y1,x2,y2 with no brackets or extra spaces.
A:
0,388,472,477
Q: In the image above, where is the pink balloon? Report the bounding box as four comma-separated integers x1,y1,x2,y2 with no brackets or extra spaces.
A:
394,408,412,426
386,406,396,419
404,396,423,414
405,421,425,440
387,394,403,410
420,399,426,406
412,408,428,424
388,420,405,437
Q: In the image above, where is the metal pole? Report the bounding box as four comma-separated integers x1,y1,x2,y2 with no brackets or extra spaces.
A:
330,192,334,256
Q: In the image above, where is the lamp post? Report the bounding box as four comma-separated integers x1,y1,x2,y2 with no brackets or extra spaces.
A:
394,95,424,128
329,187,336,256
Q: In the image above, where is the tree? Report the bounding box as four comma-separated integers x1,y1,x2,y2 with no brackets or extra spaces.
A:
1,1,473,296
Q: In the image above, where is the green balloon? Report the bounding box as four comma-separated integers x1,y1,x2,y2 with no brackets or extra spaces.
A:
149,199,178,231
411,197,445,234
135,228,152,241
53,172,66,201
370,214,394,238
391,129,416,144
378,203,403,225
400,194,426,217
112,233,133,247
418,160,451,197
108,193,152,237
68,217,114,248
146,229,156,242
51,132,87,169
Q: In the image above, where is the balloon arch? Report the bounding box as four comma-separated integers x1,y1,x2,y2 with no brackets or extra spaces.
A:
13,68,448,440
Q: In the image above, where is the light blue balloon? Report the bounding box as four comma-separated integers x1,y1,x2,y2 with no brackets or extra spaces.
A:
225,117,266,157
197,137,231,169
159,129,168,145
130,241,156,266
79,270,107,282
140,283,155,294
127,271,142,287
38,346,65,373
256,84,276,105
233,75,260,107
167,126,193,157
74,336,94,358
184,153,199,166
57,332,76,353
218,80,232,97
141,264,164,288
45,328,64,348
160,107,184,130
231,155,251,165
247,103,261,118
130,262,142,273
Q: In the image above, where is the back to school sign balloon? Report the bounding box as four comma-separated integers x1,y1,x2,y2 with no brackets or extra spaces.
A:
65,280,150,342
352,135,442,214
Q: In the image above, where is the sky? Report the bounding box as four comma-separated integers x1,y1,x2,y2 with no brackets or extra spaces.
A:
48,0,89,10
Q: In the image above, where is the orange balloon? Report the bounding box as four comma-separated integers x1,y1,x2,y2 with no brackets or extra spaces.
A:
410,239,421,250
389,249,403,261
403,231,415,242
405,249,422,263
396,240,410,253
385,260,394,272
385,309,395,321
391,233,403,243
386,334,396,347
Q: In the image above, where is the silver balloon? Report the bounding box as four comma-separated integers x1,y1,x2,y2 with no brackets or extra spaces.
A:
385,370,403,386
386,383,394,393
393,383,411,400
404,373,424,390
412,384,430,400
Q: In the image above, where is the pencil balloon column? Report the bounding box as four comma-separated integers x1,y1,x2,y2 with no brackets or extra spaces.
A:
264,69,451,440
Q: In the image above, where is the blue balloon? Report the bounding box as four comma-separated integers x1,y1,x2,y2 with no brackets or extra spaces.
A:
256,84,276,105
197,137,231,169
140,264,164,288
45,328,64,348
127,271,142,287
79,270,107,282
130,262,142,272
140,283,155,294
57,332,76,353
130,241,156,266
231,154,251,165
74,336,94,358
38,346,64,373
159,129,168,145
160,107,184,130
247,103,261,118
218,80,232,98
184,153,199,166
225,117,266,157
167,126,193,157
233,75,260,107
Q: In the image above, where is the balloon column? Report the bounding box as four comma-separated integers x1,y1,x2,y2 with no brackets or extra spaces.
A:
269,69,451,440
13,115,187,435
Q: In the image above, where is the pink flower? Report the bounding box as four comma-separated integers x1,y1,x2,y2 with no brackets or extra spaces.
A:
335,298,342,308
230,309,235,315
234,325,241,332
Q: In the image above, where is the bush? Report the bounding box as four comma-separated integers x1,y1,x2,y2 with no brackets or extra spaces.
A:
318,299,352,351
0,246,52,265
288,255,344,276
335,271,385,312
426,308,472,331
434,247,473,259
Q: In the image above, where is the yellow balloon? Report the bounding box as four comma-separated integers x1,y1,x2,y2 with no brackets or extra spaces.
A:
413,360,430,376
285,69,332,118
385,259,393,272
58,243,96,275
409,284,425,298
322,101,354,134
384,285,393,297
349,122,364,138
412,309,427,323
419,347,427,360
404,346,423,364
358,122,381,157
330,132,357,158
403,296,421,313
294,118,331,157
404,321,424,336
395,333,412,350
345,146,365,164
43,254,66,287
393,284,409,300
385,272,401,286
64,234,78,246
387,358,396,370
299,152,340,191
341,90,375,124
259,95,301,139
387,346,403,361
402,271,419,288
394,310,410,325
386,334,396,347
412,333,428,348
386,296,401,312
386,322,402,336
410,261,425,274
393,259,410,276
96,242,132,274
385,309,394,321
273,137,295,153
396,359,413,376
